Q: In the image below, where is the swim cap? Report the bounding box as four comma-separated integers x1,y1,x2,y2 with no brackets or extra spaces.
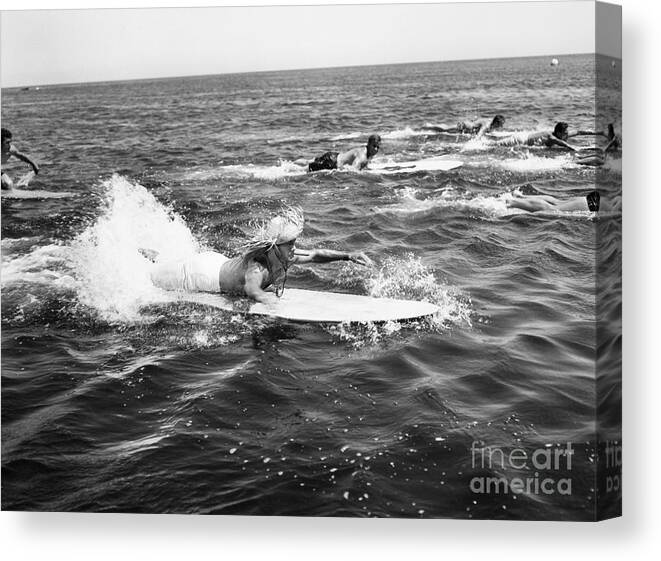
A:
264,213,304,244
1,128,12,141
245,206,305,251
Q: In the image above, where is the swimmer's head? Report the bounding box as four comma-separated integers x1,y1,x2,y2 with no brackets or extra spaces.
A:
553,122,569,140
491,115,505,130
273,239,296,265
263,208,304,246
1,128,12,144
367,134,381,158
245,206,305,255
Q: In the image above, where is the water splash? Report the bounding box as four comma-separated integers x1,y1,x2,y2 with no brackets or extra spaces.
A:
382,127,430,140
68,175,200,322
15,171,36,187
378,187,520,219
326,254,471,348
182,160,306,181
460,137,492,152
367,254,471,325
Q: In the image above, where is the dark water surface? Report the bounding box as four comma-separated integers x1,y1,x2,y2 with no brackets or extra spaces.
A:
2,55,621,519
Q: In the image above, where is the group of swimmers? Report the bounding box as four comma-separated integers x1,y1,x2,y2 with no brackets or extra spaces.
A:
423,115,621,155
304,115,619,214
1,115,619,306
302,116,620,175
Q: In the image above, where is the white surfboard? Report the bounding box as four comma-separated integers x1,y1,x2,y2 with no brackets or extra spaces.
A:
171,288,438,323
368,157,463,175
1,189,75,199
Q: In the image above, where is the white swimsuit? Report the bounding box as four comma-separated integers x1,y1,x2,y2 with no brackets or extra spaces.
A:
150,251,229,292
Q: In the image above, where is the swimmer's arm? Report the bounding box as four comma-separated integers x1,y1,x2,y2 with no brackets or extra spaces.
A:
569,130,602,137
549,137,578,151
474,120,490,138
338,148,364,170
9,147,39,174
243,264,278,305
294,249,373,267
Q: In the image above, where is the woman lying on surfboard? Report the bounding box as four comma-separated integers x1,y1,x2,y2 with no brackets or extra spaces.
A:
148,207,373,306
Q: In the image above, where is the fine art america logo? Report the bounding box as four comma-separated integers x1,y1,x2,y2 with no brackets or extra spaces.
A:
470,441,574,496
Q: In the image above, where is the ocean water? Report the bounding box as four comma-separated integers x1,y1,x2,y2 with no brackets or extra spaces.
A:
1,54,621,519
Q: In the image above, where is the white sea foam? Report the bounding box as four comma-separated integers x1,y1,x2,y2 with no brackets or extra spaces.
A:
15,171,36,187
329,131,363,142
182,160,306,181
1,175,202,324
498,152,577,172
68,175,200,322
328,254,472,347
330,128,428,143
368,254,471,325
1,243,75,289
377,188,520,219
382,127,430,140
460,137,492,152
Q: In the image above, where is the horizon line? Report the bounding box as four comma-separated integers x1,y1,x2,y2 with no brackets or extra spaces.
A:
1,51,611,90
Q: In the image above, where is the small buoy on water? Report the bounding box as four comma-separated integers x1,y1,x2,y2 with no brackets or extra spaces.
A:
611,61,616,68
550,58,559,66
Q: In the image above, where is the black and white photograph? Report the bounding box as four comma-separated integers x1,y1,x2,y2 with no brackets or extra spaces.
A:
2,0,621,522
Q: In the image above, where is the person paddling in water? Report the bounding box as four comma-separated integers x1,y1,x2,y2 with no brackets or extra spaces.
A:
493,121,607,152
491,121,583,151
423,115,505,138
506,190,603,212
148,207,373,306
308,134,381,172
574,123,621,166
1,128,40,190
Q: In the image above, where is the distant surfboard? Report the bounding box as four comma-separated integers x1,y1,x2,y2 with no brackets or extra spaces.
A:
170,288,438,323
1,189,75,199
368,157,463,175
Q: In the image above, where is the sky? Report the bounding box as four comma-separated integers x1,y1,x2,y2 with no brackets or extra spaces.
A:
0,0,616,88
